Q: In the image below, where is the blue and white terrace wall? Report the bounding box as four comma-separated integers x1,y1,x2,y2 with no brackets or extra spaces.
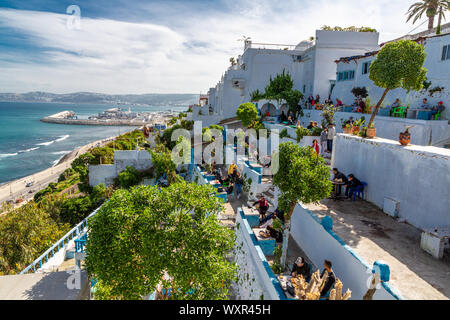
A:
233,209,286,300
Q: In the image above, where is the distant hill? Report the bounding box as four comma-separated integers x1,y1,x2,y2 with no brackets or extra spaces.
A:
0,92,200,106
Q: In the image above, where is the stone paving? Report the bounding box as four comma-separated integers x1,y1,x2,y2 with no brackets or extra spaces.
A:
304,198,450,300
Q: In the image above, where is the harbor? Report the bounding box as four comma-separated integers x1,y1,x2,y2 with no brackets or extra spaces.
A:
40,107,176,127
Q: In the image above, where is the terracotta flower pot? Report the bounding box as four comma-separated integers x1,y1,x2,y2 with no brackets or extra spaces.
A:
399,131,411,146
366,127,376,138
343,127,352,134
352,126,360,135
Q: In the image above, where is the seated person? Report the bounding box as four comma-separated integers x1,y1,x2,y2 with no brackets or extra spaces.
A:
287,115,294,125
279,111,287,122
262,155,271,168
336,99,343,107
320,260,336,299
260,207,285,225
259,215,283,243
431,101,445,118
291,257,311,280
345,117,354,126
420,98,431,110
332,168,348,195
345,174,362,199
228,162,238,176
253,197,270,219
358,99,366,113
307,121,314,130
390,98,400,109
351,99,359,112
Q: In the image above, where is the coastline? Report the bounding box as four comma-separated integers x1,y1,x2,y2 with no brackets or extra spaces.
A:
0,134,120,207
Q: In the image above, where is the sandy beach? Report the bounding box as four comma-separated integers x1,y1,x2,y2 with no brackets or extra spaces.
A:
0,135,118,210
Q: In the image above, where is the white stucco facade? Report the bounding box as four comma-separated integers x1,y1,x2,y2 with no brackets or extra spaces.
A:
199,30,380,122
331,134,450,231
331,33,450,120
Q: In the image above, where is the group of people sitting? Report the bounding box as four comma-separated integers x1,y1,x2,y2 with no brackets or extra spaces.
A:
279,110,297,125
210,162,244,199
331,168,363,199
286,257,336,299
351,98,367,113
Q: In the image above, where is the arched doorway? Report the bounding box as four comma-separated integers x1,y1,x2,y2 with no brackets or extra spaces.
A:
261,103,277,117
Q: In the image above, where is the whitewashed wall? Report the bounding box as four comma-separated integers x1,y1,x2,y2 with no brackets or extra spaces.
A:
89,150,152,187
294,109,449,146
332,134,450,230
233,209,286,300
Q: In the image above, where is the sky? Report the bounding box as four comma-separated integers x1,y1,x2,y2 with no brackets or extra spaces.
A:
0,0,429,94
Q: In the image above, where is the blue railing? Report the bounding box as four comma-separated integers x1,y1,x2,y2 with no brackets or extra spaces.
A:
20,204,105,274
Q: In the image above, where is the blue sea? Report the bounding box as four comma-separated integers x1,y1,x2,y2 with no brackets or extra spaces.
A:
0,102,187,184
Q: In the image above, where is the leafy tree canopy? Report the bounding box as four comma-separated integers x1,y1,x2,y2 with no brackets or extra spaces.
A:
85,182,237,300
273,142,332,219
236,102,258,128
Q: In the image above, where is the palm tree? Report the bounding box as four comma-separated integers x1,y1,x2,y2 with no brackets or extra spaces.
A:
436,4,450,33
406,0,450,31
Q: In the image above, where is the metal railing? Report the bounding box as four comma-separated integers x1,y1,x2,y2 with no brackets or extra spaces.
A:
20,204,104,274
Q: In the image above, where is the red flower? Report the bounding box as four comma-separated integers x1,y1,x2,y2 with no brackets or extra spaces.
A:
438,101,443,105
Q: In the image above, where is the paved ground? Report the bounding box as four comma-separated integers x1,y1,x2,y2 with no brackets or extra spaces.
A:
0,271,88,300
304,198,450,300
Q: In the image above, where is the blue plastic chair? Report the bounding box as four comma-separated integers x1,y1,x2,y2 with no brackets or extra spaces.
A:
352,181,367,201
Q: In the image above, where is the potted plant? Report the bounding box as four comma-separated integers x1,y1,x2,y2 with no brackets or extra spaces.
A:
366,122,376,138
352,117,365,135
399,126,413,146
343,123,352,134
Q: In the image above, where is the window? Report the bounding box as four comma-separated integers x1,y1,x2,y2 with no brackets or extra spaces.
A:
362,61,371,74
337,72,343,81
349,70,355,80
343,71,349,80
442,44,450,61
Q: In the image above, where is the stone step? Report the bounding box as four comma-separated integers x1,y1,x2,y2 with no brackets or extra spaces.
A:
261,177,272,184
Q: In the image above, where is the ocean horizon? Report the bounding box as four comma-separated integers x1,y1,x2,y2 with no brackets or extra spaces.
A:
0,101,187,184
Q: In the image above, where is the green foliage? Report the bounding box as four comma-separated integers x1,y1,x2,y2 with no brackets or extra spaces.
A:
369,40,427,93
296,126,311,143
118,166,141,189
58,168,76,182
282,89,304,112
351,86,369,98
321,104,339,127
236,102,258,128
264,69,294,102
85,182,237,300
250,89,265,101
0,203,70,274
321,25,377,32
59,196,93,226
311,127,323,136
150,148,176,180
279,128,290,140
273,142,333,220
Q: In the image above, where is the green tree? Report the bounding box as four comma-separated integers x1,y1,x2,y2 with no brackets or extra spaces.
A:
0,203,70,274
60,196,93,226
368,40,427,127
236,102,258,128
150,148,177,181
117,166,141,189
406,0,449,31
85,182,237,300
273,142,332,267
250,89,265,101
264,69,294,102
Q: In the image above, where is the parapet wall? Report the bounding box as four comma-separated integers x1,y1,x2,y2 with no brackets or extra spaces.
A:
233,209,286,300
89,150,152,187
332,134,450,230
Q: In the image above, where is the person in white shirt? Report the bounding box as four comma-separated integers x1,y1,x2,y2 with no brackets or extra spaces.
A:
326,124,336,153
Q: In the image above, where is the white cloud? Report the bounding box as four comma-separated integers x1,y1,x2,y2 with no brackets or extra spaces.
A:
0,1,425,93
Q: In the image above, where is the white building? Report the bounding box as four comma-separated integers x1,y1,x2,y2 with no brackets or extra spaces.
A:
331,30,450,120
199,29,380,122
